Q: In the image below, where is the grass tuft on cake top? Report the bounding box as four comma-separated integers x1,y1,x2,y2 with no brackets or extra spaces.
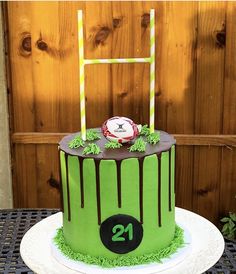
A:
83,143,101,155
147,132,160,145
86,129,101,141
68,135,85,149
105,140,123,149
129,137,146,152
140,124,150,136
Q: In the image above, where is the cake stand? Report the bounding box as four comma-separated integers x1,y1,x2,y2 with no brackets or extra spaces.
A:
20,207,224,274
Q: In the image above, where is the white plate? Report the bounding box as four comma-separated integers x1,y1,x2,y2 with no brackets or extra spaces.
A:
20,207,224,274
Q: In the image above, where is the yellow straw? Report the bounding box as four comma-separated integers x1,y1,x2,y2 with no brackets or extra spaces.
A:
78,10,86,140
150,9,155,133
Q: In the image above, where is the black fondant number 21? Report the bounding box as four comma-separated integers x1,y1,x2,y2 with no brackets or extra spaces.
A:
112,223,133,242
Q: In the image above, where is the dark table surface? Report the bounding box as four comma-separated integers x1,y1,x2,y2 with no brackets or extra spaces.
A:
0,209,236,274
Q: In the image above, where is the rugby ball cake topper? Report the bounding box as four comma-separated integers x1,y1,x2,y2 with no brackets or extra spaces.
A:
102,116,139,143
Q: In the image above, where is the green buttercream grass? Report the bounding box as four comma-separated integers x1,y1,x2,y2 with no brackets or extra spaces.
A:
140,124,150,136
68,135,85,149
53,225,185,268
147,132,160,145
86,129,101,141
83,143,101,155
129,137,146,152
105,141,123,149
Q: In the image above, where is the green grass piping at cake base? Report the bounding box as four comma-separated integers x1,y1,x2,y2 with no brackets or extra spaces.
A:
53,225,185,268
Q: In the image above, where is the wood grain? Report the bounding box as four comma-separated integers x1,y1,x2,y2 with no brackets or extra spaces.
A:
111,2,143,121
57,1,83,132
157,2,198,211
12,132,236,146
7,2,38,207
193,2,226,224
220,2,236,217
31,2,61,208
85,2,112,127
175,146,194,210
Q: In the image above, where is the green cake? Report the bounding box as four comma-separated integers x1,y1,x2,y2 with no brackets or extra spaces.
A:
56,120,184,267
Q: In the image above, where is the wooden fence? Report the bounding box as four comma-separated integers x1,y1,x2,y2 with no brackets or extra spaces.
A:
5,1,236,225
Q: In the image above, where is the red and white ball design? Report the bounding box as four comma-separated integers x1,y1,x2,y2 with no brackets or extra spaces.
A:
102,116,139,143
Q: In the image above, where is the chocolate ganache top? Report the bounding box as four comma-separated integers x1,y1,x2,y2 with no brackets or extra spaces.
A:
59,128,176,161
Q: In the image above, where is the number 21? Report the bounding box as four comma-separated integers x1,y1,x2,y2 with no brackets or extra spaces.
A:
112,223,133,242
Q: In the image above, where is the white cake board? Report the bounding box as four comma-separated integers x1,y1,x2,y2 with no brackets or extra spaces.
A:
50,222,191,274
20,207,224,274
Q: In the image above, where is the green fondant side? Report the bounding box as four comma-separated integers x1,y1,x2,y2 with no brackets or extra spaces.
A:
160,150,175,246
141,152,175,254
100,160,119,221
62,156,103,256
54,225,184,268
60,151,69,229
60,146,176,259
171,145,175,214
120,159,140,220
100,158,140,222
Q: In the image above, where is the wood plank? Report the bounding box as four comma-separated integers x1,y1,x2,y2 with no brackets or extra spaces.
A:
220,147,236,215
158,2,197,134
156,2,198,211
14,144,60,208
175,146,194,210
7,2,35,132
220,2,236,217
12,132,236,146
14,145,38,207
175,134,236,146
0,3,13,208
34,145,60,208
57,1,83,132
193,2,226,224
30,2,60,133
7,2,38,207
30,2,60,208
111,2,145,121
85,2,112,128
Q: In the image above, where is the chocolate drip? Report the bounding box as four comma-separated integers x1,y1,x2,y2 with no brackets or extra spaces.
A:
116,160,122,208
65,154,71,221
78,157,84,208
138,157,144,224
169,149,172,211
58,149,64,212
158,155,162,227
94,159,101,225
